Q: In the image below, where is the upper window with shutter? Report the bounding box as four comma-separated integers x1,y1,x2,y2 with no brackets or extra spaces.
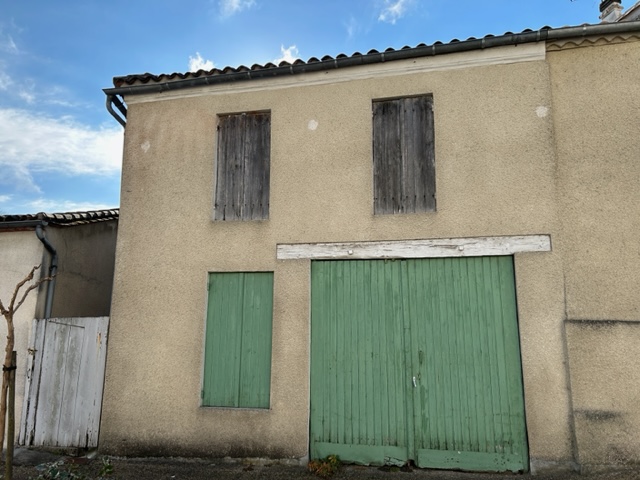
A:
214,111,271,221
372,95,436,214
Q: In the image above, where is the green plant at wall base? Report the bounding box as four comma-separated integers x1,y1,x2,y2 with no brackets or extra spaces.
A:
308,455,341,478
97,458,114,478
30,457,114,480
31,461,85,480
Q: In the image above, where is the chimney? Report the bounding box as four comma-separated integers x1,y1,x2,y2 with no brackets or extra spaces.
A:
600,0,624,22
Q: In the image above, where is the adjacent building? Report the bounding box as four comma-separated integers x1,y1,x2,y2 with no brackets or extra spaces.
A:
0,210,118,448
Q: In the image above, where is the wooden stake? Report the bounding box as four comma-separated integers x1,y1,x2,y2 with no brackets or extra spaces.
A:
5,351,15,480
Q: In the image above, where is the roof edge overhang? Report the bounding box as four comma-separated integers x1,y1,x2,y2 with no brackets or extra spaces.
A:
103,21,640,98
0,209,119,228
102,21,640,127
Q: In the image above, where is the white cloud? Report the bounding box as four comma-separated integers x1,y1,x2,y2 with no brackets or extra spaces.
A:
0,70,80,108
188,52,215,72
0,21,21,54
378,0,414,24
18,89,35,104
219,0,256,18
273,45,299,65
0,71,11,90
0,194,11,203
0,34,18,54
0,163,41,193
0,108,123,193
345,16,360,40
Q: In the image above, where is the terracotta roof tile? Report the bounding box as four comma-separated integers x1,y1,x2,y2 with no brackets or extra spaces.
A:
110,27,554,87
106,23,640,94
0,209,119,227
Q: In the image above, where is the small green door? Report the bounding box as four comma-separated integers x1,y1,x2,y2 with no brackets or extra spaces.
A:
310,257,528,472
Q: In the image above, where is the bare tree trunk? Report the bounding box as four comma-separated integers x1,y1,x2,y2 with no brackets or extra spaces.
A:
0,316,14,454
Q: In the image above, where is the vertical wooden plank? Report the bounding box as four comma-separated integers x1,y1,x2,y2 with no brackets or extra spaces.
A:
484,257,504,454
400,98,415,213
372,262,389,448
232,114,246,220
309,261,324,459
19,319,46,446
460,258,477,451
83,317,108,448
55,321,85,447
496,257,529,466
214,114,231,220
34,321,68,445
68,317,109,448
466,258,487,454
395,260,413,458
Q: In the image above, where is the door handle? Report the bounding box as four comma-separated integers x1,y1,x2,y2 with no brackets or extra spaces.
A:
412,376,417,388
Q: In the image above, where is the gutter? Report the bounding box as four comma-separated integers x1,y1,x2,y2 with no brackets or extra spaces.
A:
103,21,640,126
0,220,44,230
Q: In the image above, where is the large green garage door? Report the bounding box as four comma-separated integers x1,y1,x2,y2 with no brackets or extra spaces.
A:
310,256,528,472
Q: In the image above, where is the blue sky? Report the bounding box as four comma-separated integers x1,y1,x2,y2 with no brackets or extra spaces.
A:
0,0,605,214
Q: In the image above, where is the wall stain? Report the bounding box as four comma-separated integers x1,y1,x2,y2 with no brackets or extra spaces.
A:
574,409,621,421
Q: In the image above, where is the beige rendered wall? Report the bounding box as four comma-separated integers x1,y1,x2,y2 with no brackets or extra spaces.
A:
549,37,640,470
101,46,573,468
565,321,640,471
0,231,45,443
46,221,118,318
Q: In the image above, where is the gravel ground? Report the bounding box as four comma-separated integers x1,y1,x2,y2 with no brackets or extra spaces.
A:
8,453,640,480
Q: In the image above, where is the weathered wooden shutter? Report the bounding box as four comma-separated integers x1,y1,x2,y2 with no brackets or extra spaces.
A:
373,95,436,214
202,272,273,408
214,112,271,221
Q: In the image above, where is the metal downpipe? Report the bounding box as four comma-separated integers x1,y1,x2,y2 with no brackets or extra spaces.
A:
35,224,57,319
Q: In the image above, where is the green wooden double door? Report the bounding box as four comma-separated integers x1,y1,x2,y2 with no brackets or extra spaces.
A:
310,256,529,472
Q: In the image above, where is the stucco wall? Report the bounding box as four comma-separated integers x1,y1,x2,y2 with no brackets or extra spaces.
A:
549,37,640,322
548,37,640,470
565,321,640,471
0,231,45,442
101,42,581,470
47,221,118,318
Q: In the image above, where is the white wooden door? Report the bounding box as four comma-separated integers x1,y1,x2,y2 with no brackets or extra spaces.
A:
19,317,109,449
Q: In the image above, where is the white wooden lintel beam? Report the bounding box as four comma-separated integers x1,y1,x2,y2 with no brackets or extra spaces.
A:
277,234,551,260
